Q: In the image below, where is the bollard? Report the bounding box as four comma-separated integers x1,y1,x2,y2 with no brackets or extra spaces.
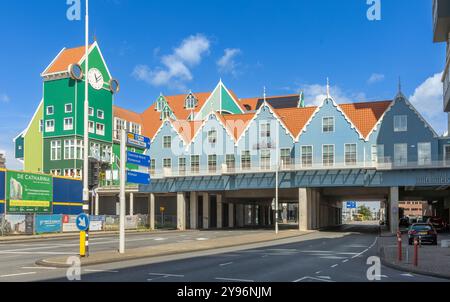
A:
397,231,402,262
413,237,419,267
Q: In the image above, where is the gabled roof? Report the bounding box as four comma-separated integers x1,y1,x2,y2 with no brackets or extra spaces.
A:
42,45,91,76
338,101,392,139
172,120,204,144
113,106,142,125
240,94,301,111
274,107,318,138
219,113,256,140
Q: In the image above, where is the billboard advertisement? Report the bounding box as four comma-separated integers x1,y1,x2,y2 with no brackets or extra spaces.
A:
89,215,106,231
35,215,62,234
6,171,52,214
2,215,34,235
62,215,78,232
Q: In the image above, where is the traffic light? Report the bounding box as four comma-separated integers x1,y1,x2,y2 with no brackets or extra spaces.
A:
88,160,100,189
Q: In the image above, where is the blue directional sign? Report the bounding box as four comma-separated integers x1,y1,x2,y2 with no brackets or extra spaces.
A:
346,202,357,209
127,170,151,185
127,133,151,150
76,213,90,231
127,151,151,167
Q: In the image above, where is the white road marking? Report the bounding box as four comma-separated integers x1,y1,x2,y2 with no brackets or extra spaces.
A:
293,276,334,283
320,256,348,260
21,267,57,270
342,259,349,263
220,262,233,267
300,251,358,255
148,273,184,278
84,269,119,273
215,277,254,282
331,264,339,268
0,272,37,278
0,251,75,255
315,271,322,274
196,238,209,241
153,238,167,241
401,273,415,278
317,276,331,280
351,237,378,259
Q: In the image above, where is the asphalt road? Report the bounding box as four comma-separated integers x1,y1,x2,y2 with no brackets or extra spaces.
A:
0,223,447,282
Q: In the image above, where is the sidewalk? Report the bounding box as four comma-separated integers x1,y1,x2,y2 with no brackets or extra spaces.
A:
37,230,312,268
378,230,450,279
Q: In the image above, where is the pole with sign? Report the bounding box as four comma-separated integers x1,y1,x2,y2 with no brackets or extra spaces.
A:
119,129,126,254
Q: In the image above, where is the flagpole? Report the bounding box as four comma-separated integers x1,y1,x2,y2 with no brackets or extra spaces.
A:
82,0,90,257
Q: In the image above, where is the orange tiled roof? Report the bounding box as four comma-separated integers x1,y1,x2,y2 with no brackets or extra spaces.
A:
113,106,142,125
274,107,318,138
339,101,392,139
172,120,204,143
43,45,91,75
220,113,255,140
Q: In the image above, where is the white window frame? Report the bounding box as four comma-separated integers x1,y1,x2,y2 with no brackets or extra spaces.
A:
64,117,74,131
344,143,357,166
46,106,54,116
394,143,408,166
301,145,313,168
208,154,217,173
163,136,172,149
260,149,271,170
226,154,236,170
76,140,84,160
241,150,251,170
394,115,408,132
322,117,335,133
260,123,271,138
88,121,95,133
322,144,335,167
191,155,200,174
96,123,105,136
163,158,172,169
178,157,186,175
88,107,94,117
64,139,76,160
65,103,72,113
50,140,61,161
97,109,104,120
46,120,55,133
417,142,431,166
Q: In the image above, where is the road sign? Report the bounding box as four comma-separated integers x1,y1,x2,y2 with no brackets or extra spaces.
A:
127,170,151,185
127,133,151,150
127,151,151,167
76,213,90,232
346,202,357,209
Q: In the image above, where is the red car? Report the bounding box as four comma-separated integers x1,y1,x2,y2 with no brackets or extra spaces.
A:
427,217,448,232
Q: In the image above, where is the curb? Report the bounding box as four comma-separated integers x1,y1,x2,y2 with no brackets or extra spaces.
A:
378,244,450,281
36,231,314,268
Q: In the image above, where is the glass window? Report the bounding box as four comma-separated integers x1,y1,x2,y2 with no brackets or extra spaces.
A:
191,155,200,174
161,106,171,120
47,106,54,115
394,144,408,166
208,129,217,144
90,142,100,158
64,139,76,160
64,118,73,131
102,145,111,162
226,155,235,171
65,104,72,113
150,159,156,175
163,158,172,169
322,117,334,133
179,158,186,175
39,120,44,133
345,144,357,166
418,142,431,166
241,150,251,170
394,115,407,132
301,146,313,167
377,145,385,163
163,136,172,149
260,150,271,170
371,145,378,164
46,120,55,132
323,145,335,167
76,140,84,160
445,145,450,166
185,93,198,109
88,121,95,133
97,110,104,120
155,96,165,112
50,140,61,161
96,123,105,136
280,148,291,168
208,155,217,173
88,107,94,116
261,123,271,138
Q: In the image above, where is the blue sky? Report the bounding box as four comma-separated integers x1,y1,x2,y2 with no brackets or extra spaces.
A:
0,0,446,169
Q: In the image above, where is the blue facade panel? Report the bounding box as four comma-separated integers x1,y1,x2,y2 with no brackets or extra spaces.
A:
0,170,5,214
52,177,83,214
53,205,83,215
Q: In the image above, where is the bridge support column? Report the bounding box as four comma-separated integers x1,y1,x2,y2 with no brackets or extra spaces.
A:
299,188,312,231
177,193,187,231
129,193,134,216
94,193,99,216
389,187,399,234
228,203,234,228
149,194,155,230
236,204,244,227
190,192,198,229
202,193,210,229
217,194,223,229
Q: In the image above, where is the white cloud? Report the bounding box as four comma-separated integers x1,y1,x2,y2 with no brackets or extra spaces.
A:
217,48,242,76
133,34,210,90
0,93,10,103
409,72,447,135
368,73,385,84
301,83,366,106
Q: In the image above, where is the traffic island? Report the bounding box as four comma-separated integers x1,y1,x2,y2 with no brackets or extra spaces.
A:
36,230,313,268
378,233,450,280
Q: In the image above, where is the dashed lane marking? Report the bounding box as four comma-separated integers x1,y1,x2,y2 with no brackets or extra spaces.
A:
293,276,335,283
84,269,119,273
219,262,233,267
21,267,57,270
401,273,415,278
331,264,339,268
149,273,185,278
342,259,349,263
215,277,254,282
0,272,37,278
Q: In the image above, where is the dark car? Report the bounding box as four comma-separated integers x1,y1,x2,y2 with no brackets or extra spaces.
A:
408,223,437,246
427,217,448,232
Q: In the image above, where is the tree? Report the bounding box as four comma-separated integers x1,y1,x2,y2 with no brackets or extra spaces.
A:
358,205,372,221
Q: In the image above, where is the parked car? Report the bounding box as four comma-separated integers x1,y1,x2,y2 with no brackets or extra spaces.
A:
426,217,448,232
399,217,410,227
407,223,437,245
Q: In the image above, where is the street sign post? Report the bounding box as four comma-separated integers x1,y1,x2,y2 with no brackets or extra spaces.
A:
127,151,151,167
346,201,357,209
127,171,151,185
127,133,151,150
76,213,90,257
76,213,90,232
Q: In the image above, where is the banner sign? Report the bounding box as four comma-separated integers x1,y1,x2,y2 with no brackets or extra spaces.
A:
127,170,151,185
89,215,106,231
125,215,139,230
6,171,52,214
127,151,151,167
62,215,78,233
35,215,62,234
2,215,34,235
127,133,151,150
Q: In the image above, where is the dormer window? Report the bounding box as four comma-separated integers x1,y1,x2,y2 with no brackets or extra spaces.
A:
155,95,166,112
161,105,171,120
185,92,198,110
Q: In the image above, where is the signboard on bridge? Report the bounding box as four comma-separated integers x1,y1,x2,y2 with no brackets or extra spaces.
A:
6,171,52,214
346,201,357,209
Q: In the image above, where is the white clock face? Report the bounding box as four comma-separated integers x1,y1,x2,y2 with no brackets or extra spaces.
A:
88,68,104,90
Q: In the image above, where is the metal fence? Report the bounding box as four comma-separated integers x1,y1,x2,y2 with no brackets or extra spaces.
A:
155,214,177,229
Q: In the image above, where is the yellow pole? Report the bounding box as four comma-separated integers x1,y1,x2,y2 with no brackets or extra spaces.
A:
80,231,86,257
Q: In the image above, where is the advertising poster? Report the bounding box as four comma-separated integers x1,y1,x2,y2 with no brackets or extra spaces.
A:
3,215,34,235
6,171,52,214
62,215,78,233
35,215,62,234
105,216,119,231
125,215,138,230
89,215,106,231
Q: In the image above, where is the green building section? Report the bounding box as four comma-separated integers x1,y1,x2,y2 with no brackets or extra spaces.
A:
24,102,44,172
196,82,243,119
